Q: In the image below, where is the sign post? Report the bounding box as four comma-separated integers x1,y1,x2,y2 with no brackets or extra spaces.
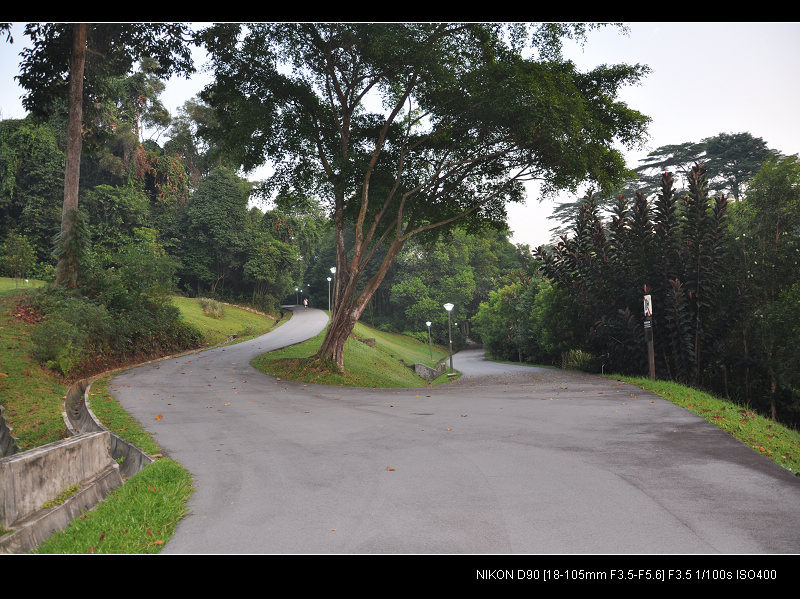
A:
643,285,655,379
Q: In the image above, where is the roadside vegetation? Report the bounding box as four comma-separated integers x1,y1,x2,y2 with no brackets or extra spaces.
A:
0,280,281,553
252,317,454,388
609,374,800,477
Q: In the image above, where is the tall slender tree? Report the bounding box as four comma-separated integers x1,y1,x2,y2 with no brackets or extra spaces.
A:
15,23,195,288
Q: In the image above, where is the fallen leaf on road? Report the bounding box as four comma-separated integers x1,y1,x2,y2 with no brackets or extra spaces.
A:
155,414,163,420
386,466,395,471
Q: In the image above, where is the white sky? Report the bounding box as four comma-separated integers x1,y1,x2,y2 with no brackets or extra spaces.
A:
2,21,799,249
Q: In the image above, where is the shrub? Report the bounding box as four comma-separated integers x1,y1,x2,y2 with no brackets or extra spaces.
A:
401,331,429,344
561,349,603,373
198,297,225,319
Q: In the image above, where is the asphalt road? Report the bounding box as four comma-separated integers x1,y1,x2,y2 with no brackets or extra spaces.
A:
110,307,800,554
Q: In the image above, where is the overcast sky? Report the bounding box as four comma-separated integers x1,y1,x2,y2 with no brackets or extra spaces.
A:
2,21,798,249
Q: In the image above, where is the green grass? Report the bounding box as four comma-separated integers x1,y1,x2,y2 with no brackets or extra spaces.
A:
84,375,161,455
0,289,281,553
0,292,70,450
608,375,800,476
252,318,453,387
0,276,45,296
170,296,282,346
31,457,193,554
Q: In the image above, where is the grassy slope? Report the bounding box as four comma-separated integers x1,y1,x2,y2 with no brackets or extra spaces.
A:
0,282,282,553
171,296,284,346
251,318,452,387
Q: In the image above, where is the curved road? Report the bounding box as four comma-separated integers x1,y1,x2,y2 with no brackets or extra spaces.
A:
110,307,800,554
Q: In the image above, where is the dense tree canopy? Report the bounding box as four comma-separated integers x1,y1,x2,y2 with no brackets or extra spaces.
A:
14,23,196,288
197,22,651,370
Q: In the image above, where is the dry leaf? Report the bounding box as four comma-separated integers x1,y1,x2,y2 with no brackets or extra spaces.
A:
155,414,163,420
153,540,164,546
386,466,395,471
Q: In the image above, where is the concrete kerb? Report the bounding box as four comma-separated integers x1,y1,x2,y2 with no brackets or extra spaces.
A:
64,379,156,479
0,403,21,457
0,431,124,553
0,377,160,553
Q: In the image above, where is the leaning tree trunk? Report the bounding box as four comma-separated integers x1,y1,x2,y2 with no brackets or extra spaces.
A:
55,23,87,289
314,233,406,373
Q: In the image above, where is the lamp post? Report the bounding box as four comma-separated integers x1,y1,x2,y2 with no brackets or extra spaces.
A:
425,321,433,361
443,303,454,373
327,277,332,312
295,287,299,305
330,266,336,313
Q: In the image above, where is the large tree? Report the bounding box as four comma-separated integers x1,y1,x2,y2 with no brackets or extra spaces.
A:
199,22,650,371
15,23,195,288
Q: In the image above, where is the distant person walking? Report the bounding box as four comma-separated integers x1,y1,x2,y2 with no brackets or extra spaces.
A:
303,298,308,310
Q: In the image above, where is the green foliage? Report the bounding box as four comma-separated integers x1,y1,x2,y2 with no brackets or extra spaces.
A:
560,349,602,372
633,132,780,200
0,117,64,263
1,232,36,281
198,297,225,319
198,23,650,369
179,166,251,295
472,282,525,361
28,230,202,377
533,152,800,428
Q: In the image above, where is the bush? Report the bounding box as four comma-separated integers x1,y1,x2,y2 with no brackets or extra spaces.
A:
560,349,603,373
402,330,429,344
29,292,112,376
198,297,225,319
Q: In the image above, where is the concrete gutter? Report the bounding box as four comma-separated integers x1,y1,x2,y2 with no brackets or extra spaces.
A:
64,378,155,479
0,403,20,457
0,378,158,553
0,431,123,554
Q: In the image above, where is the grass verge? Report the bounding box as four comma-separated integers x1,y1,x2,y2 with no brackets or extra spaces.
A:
252,319,454,387
0,290,69,450
608,374,800,476
170,296,282,346
31,457,193,554
0,283,280,553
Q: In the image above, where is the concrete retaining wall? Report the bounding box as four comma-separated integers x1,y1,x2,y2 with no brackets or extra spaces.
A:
0,404,20,457
414,362,446,381
0,378,157,553
64,379,154,479
0,431,124,553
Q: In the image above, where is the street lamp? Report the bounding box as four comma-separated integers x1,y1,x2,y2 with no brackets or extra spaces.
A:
295,287,299,305
425,321,433,360
443,303,454,373
327,277,332,312
330,267,337,313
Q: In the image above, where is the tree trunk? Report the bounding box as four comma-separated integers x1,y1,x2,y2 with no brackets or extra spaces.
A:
314,236,406,372
55,23,87,289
